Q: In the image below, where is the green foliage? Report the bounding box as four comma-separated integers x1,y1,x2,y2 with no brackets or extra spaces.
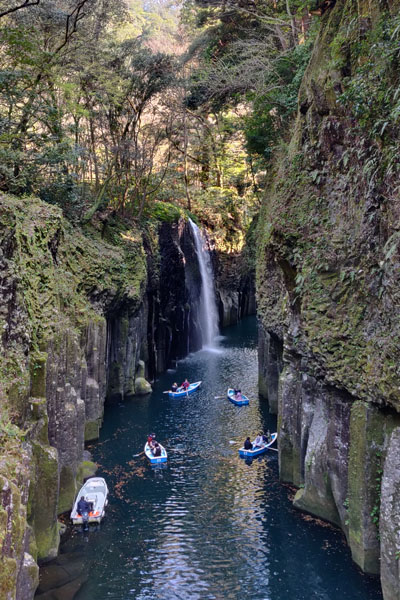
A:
0,410,24,443
336,13,400,140
146,201,185,223
244,36,314,161
0,1,177,221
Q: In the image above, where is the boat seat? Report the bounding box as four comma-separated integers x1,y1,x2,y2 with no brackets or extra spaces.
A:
85,494,97,507
87,492,105,508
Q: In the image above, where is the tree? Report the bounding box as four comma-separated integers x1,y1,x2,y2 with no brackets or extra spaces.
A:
0,1,40,20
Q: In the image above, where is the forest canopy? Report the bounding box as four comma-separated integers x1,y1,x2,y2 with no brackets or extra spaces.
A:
0,0,317,247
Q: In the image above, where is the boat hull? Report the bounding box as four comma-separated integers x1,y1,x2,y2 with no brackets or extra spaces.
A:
70,477,109,525
238,433,278,457
227,388,249,406
168,381,202,398
145,442,168,464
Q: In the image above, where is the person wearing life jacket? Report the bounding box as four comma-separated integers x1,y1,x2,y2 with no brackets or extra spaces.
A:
181,379,190,390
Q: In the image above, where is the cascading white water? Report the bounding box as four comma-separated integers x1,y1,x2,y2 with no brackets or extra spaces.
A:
189,219,219,348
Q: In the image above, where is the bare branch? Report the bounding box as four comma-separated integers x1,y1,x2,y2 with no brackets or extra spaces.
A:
0,0,40,19
53,0,91,55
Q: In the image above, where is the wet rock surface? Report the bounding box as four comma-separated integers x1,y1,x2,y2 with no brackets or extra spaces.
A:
255,1,400,598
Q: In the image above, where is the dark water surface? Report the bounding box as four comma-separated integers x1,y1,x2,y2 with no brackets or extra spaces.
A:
58,317,382,600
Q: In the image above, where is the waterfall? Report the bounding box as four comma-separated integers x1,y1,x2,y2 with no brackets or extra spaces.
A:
189,219,219,348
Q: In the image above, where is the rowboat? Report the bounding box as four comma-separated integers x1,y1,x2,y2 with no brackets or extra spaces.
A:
168,381,202,398
227,388,249,406
70,477,109,525
238,432,278,458
145,442,168,464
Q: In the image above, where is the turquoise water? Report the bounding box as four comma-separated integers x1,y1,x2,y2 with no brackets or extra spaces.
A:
58,317,382,600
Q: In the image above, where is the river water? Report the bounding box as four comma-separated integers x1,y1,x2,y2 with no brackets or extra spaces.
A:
53,317,382,600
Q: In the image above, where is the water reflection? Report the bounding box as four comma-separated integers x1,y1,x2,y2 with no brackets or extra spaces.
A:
37,317,382,600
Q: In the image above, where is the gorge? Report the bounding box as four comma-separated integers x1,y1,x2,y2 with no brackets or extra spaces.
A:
0,0,400,599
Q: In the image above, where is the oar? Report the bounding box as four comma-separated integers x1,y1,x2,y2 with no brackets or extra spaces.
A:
214,395,225,399
268,447,278,452
133,451,145,458
162,391,170,394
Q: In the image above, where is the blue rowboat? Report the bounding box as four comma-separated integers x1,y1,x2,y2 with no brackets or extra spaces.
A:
227,388,249,406
238,432,278,458
145,442,168,464
168,381,202,398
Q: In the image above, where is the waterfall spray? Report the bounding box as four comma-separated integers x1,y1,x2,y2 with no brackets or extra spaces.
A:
189,219,219,348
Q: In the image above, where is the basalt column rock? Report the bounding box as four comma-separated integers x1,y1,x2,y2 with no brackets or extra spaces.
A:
0,194,148,598
256,0,400,596
380,426,400,600
347,403,399,576
107,302,150,401
215,252,256,327
258,325,283,414
147,219,207,376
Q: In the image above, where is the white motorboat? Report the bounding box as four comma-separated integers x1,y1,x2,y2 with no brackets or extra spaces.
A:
70,477,109,526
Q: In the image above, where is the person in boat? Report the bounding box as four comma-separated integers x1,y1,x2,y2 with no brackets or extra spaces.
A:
181,378,190,390
153,442,161,457
244,437,253,450
263,430,272,443
77,496,92,515
254,433,264,448
148,433,156,448
171,382,178,392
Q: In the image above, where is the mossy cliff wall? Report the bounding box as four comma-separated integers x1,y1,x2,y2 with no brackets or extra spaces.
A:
215,251,256,327
0,194,148,599
256,2,400,598
0,197,248,599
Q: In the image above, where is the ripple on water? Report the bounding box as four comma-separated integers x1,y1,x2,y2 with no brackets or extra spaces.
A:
42,318,383,600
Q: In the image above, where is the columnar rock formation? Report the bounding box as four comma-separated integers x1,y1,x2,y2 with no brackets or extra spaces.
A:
0,196,252,599
0,195,149,598
256,2,400,598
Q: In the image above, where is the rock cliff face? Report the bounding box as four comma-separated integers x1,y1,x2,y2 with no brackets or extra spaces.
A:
256,2,400,598
0,196,251,599
0,195,148,598
215,251,256,327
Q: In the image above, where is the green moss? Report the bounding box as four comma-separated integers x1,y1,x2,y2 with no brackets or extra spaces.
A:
77,460,97,484
347,402,400,573
58,465,76,515
84,420,100,442
28,441,59,560
147,201,185,223
29,351,48,398
0,557,17,598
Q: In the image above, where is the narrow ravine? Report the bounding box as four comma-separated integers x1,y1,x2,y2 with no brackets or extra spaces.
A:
37,317,382,600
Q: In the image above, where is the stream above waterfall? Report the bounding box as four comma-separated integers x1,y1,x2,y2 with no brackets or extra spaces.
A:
37,317,382,600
